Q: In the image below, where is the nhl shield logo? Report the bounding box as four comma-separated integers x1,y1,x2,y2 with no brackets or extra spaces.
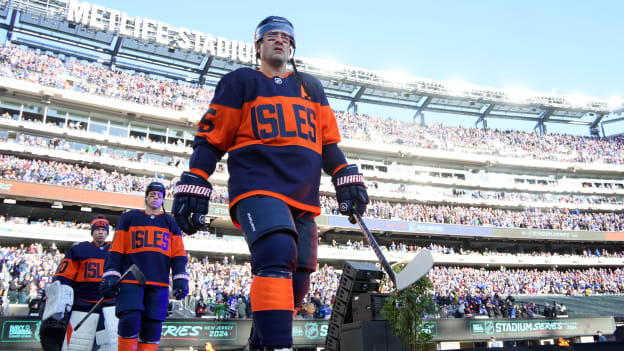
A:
274,77,283,85
305,322,319,338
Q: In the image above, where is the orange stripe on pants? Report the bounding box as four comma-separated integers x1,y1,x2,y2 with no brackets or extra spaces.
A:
250,275,294,311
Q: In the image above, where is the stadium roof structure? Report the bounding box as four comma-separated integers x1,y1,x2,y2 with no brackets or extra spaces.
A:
1,0,622,136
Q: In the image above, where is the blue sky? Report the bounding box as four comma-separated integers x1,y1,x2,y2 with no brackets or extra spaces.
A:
89,1,624,135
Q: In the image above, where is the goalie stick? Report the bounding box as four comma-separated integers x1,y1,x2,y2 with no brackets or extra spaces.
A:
352,212,434,290
74,264,146,331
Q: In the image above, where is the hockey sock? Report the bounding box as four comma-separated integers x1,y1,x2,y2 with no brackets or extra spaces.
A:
118,336,138,351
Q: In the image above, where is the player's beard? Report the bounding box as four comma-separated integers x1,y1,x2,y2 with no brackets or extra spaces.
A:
263,48,289,71
267,55,287,71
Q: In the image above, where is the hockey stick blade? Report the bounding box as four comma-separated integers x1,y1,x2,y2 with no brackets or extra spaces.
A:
128,264,146,286
395,249,434,291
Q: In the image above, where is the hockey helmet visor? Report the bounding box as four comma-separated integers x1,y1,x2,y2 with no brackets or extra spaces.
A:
254,16,295,48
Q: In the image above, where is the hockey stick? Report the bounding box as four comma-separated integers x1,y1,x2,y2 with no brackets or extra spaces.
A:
74,264,146,331
352,212,434,291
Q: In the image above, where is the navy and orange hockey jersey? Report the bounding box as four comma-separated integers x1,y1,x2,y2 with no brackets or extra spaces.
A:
190,68,347,218
104,210,187,287
53,241,111,304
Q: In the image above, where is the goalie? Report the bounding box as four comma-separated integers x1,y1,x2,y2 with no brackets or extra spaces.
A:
40,216,118,351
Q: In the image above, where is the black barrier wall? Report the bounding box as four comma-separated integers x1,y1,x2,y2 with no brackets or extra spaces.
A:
0,316,616,350
457,341,624,351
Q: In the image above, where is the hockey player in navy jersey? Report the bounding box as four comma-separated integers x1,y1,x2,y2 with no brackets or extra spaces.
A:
40,215,117,351
172,16,369,351
101,182,189,351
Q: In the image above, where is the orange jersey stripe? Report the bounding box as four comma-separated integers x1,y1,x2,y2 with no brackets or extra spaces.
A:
196,104,243,150
250,276,294,312
198,98,340,154
229,190,321,216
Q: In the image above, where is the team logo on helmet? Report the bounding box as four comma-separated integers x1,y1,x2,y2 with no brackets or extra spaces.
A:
90,217,109,234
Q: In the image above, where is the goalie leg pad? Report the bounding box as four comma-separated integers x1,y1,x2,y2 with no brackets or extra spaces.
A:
42,281,74,321
63,311,98,351
95,306,118,351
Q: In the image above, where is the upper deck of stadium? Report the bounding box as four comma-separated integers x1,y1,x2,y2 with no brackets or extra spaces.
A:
0,0,621,137
0,0,622,248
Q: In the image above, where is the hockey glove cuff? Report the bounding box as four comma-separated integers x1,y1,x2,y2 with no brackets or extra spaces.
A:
100,271,121,299
332,164,369,224
172,171,213,234
172,274,189,300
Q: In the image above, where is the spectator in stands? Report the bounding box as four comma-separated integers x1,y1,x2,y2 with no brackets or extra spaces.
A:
214,300,225,320
27,291,43,317
303,298,316,320
236,297,247,319
195,298,207,318
7,276,19,304
597,330,608,342
17,273,31,304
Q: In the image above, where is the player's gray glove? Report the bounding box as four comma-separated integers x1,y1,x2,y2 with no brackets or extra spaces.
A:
172,171,212,234
332,164,369,224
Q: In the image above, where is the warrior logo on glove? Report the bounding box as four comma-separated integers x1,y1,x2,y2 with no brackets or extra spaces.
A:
332,164,369,224
172,171,213,234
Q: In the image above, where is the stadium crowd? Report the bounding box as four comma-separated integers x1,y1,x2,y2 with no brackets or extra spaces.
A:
1,154,623,231
1,242,623,320
1,43,624,166
0,43,213,113
1,41,624,322
3,131,623,207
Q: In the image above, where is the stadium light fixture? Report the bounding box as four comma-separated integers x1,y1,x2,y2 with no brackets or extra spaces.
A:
378,70,414,85
81,207,92,212
443,80,475,96
305,58,348,74
51,201,63,209
564,94,593,107
3,198,16,204
504,87,534,104
607,97,624,113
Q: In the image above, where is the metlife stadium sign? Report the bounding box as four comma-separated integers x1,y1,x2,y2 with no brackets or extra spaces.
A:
64,0,256,63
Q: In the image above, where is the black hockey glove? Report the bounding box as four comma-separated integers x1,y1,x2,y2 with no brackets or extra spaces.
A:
332,164,369,224
100,271,120,299
172,276,189,300
39,317,67,351
172,171,213,235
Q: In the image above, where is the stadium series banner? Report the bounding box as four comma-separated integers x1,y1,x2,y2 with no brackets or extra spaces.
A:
64,0,256,63
327,215,614,241
0,317,614,348
492,228,606,241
